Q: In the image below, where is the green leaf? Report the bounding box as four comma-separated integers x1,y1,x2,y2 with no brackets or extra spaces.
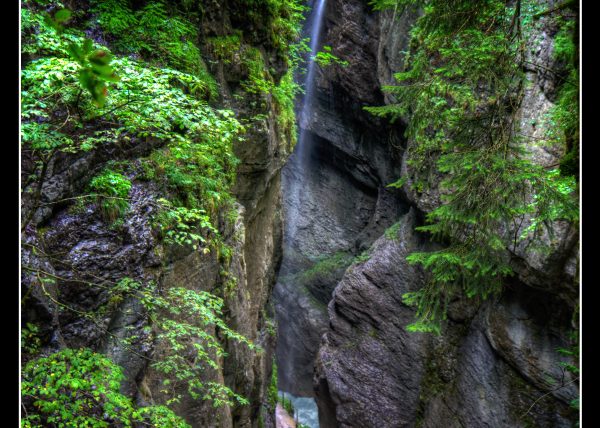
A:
54,9,72,24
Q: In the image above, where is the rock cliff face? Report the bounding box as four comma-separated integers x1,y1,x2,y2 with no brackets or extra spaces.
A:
21,2,292,427
314,211,577,427
273,0,411,397
21,0,579,426
269,0,579,427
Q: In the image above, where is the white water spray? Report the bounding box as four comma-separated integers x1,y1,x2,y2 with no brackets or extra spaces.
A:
276,2,328,427
286,0,328,245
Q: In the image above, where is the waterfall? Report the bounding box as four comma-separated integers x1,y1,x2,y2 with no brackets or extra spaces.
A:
286,0,327,245
275,1,327,427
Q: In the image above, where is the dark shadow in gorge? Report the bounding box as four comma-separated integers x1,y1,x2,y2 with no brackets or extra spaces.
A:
274,119,408,397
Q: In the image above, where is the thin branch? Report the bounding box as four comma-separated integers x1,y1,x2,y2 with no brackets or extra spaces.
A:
521,377,579,418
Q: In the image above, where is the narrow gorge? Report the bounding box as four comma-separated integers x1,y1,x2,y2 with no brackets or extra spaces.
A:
20,0,580,427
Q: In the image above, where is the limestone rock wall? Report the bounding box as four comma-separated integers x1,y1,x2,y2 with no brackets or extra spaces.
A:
21,2,292,427
269,1,580,427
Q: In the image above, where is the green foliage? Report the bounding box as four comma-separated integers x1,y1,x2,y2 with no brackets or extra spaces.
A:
24,4,120,107
21,0,308,422
206,34,242,65
354,250,371,264
238,0,306,63
154,198,217,252
272,68,302,147
21,348,190,427
113,278,256,407
241,47,274,95
296,251,354,286
279,393,294,416
552,18,579,179
67,39,120,107
313,45,349,68
386,176,407,189
368,0,417,11
140,98,241,217
366,0,579,332
265,315,277,338
268,359,279,408
90,0,218,98
384,221,402,241
22,1,87,58
88,169,131,221
556,316,579,413
238,42,303,147
22,33,242,222
21,323,41,355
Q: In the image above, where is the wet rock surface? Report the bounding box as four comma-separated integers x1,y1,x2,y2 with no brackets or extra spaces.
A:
21,2,291,427
284,1,580,427
273,0,412,399
314,209,429,427
314,211,577,428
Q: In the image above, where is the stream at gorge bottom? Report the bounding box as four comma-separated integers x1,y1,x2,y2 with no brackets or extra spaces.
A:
279,391,320,428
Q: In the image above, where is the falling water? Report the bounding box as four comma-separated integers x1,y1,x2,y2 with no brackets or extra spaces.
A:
276,1,328,427
286,0,327,245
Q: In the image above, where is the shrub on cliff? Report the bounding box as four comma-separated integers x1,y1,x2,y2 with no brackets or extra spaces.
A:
21,348,190,427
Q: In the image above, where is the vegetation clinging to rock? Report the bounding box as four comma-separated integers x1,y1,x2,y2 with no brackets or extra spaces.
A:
366,0,579,333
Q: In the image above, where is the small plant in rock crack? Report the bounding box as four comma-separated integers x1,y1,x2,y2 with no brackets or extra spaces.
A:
313,45,349,68
88,169,132,222
153,198,218,252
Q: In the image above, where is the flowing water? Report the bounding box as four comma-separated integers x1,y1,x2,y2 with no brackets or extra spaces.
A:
281,392,321,428
285,0,327,244
276,0,328,427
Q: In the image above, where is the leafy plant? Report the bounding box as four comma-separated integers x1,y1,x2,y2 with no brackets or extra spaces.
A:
313,45,349,68
36,5,120,107
237,0,306,63
268,359,279,408
354,250,371,264
279,392,294,416
90,0,218,98
67,39,120,107
21,348,190,427
21,323,41,355
154,198,217,251
88,169,132,222
112,278,256,407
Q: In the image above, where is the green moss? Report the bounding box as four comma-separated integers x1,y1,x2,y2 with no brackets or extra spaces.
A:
236,0,305,63
297,251,354,285
241,47,274,95
268,359,279,408
272,68,300,148
384,221,402,241
206,33,242,65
